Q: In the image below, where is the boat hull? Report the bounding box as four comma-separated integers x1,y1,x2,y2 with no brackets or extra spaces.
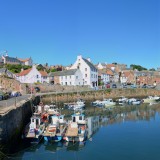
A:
44,135,62,142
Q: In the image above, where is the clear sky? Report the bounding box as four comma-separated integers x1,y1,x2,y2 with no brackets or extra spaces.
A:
0,0,159,69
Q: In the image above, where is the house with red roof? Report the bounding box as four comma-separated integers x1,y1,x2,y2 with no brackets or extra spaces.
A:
18,57,33,66
16,65,48,83
120,71,135,84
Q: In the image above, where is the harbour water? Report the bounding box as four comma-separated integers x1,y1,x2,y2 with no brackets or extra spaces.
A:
8,103,160,160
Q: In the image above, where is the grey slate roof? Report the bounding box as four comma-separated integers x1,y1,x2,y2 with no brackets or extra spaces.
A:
49,69,78,77
82,58,97,71
5,56,23,64
0,68,14,77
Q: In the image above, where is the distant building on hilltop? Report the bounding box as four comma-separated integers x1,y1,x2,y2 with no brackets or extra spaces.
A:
18,57,33,66
0,52,33,66
1,54,24,65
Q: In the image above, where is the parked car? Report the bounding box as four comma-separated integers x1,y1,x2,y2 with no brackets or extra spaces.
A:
122,83,127,88
11,91,22,97
142,84,147,88
106,83,110,88
147,84,155,89
0,91,9,100
130,84,137,88
112,84,117,88
35,87,40,92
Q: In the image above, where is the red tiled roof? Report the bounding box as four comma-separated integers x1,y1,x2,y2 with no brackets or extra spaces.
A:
106,70,114,76
39,71,48,76
106,64,115,68
18,68,32,76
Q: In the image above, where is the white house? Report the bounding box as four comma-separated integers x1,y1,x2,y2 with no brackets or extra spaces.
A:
98,70,110,84
70,55,98,87
96,62,107,70
17,65,48,83
49,69,83,86
18,57,33,66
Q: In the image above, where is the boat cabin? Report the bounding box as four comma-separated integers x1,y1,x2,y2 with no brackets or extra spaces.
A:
51,115,59,125
71,113,86,124
59,115,65,123
30,116,42,129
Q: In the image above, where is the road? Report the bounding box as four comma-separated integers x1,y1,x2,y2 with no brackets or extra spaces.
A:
0,95,31,115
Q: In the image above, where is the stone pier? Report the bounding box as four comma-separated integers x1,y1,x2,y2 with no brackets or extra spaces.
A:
0,96,40,153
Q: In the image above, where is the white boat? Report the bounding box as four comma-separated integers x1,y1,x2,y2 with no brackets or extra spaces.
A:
127,98,137,104
44,104,60,115
99,99,116,107
154,95,160,101
24,115,45,143
91,100,101,106
143,96,157,103
64,112,87,142
64,99,85,110
117,96,128,105
132,99,142,105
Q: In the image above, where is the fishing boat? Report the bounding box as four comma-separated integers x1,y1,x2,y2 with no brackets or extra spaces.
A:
64,99,85,110
64,112,87,142
44,104,60,116
24,115,46,143
143,96,158,103
132,99,142,105
117,96,128,105
100,99,116,107
43,114,67,142
91,100,102,106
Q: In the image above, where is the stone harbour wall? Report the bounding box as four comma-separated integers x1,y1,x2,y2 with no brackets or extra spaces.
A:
0,96,40,153
41,88,160,103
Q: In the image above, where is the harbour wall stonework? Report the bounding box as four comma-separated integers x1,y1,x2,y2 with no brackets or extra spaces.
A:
0,96,40,152
41,88,160,103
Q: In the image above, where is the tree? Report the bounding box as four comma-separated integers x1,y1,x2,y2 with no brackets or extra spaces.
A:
130,64,147,71
51,68,56,72
149,68,156,71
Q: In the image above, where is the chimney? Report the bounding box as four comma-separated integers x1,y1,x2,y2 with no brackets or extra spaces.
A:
87,57,91,62
77,55,82,60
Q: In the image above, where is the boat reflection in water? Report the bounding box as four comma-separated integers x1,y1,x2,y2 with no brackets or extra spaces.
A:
11,102,160,160
44,115,100,152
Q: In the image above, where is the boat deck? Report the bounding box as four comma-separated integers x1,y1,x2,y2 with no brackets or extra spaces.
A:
26,132,35,138
65,126,78,137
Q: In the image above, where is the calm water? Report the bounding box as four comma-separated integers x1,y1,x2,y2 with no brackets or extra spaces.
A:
10,103,160,160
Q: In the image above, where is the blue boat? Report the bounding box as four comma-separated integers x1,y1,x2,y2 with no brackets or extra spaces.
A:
43,115,67,142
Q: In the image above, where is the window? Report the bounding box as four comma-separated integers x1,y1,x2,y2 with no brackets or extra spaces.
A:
70,76,71,79
65,76,67,79
61,76,63,80
70,82,72,85
91,74,93,78
37,75,39,78
85,68,87,71
76,76,78,79
85,74,87,78
79,116,82,120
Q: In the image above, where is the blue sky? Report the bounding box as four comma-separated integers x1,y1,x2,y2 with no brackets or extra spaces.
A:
0,0,159,69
